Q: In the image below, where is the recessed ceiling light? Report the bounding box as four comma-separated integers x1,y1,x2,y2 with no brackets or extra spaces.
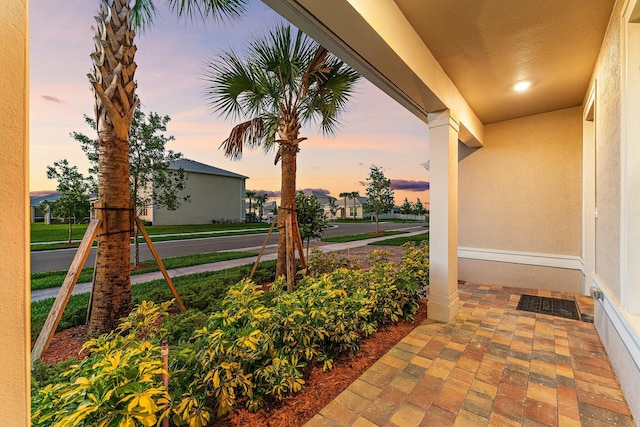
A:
513,81,531,92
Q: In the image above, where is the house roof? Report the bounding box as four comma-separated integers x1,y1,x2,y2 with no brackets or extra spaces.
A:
29,192,61,207
169,158,248,179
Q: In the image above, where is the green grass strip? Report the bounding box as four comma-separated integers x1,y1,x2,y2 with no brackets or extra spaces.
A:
30,222,270,244
370,232,429,246
31,261,277,337
321,230,406,243
31,251,256,291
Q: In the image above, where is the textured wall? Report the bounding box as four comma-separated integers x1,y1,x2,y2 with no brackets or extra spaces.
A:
459,107,583,255
153,173,245,225
592,0,623,301
0,0,30,423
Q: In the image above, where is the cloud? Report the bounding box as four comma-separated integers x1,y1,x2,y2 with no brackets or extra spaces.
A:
249,189,281,198
358,181,366,187
390,179,430,191
41,95,64,103
30,190,61,198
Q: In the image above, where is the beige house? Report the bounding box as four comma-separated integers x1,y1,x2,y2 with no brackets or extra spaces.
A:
337,194,368,219
149,158,247,225
4,1,640,423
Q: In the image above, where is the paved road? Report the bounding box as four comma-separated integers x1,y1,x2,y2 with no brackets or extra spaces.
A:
30,222,426,273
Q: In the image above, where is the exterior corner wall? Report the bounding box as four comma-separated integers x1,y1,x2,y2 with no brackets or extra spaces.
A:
458,107,583,290
593,298,640,421
0,0,30,423
587,0,640,420
153,173,245,225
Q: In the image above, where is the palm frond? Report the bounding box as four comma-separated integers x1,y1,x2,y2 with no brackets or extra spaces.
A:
203,50,259,120
131,0,158,33
300,46,329,98
166,0,246,23
220,118,264,160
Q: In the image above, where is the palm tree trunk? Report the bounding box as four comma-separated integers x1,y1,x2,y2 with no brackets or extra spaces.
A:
87,0,138,337
276,142,298,284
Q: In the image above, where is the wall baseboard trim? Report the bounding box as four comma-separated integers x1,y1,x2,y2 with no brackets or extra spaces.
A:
591,274,640,371
458,247,583,271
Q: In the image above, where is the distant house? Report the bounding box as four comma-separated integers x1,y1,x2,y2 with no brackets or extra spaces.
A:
149,158,247,225
301,190,339,220
29,192,61,223
337,194,369,219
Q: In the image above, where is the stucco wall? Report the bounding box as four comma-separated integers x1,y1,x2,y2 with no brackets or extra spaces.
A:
591,0,622,301
0,0,30,423
153,173,245,225
458,107,583,290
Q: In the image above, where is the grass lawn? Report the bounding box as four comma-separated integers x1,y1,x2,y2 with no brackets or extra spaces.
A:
30,222,272,251
31,260,277,338
31,222,270,243
321,230,406,243
31,251,256,291
370,232,429,246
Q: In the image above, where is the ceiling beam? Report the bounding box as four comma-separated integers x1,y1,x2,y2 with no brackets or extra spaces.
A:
263,0,484,147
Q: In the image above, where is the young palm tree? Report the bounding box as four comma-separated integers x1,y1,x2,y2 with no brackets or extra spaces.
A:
350,190,360,219
87,0,246,336
204,23,360,285
245,189,256,219
339,191,350,219
255,193,269,220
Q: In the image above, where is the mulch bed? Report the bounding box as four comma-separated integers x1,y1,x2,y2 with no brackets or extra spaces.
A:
38,245,423,426
38,300,428,427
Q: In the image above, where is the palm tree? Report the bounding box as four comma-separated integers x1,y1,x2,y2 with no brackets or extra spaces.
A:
339,191,350,220
245,189,256,219
87,0,246,337
204,24,360,285
350,190,360,219
255,193,269,220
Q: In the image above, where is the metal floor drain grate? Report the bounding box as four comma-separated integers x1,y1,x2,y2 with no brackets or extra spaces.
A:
516,294,581,321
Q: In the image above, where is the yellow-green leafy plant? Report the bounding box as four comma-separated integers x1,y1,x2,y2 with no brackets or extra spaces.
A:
32,301,173,427
398,241,430,299
305,247,362,277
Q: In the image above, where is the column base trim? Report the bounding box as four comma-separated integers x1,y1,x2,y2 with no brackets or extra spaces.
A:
427,291,460,322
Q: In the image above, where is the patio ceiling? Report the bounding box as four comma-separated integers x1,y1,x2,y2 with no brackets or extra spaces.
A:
264,0,615,128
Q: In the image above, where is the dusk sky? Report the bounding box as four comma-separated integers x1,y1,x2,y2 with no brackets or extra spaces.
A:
30,0,431,206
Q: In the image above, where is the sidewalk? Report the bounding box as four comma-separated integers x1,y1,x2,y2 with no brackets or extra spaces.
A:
31,230,427,302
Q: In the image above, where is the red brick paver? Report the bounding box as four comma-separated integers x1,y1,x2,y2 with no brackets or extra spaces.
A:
305,283,635,427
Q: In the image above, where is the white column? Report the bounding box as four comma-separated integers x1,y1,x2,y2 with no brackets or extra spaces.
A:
427,110,460,322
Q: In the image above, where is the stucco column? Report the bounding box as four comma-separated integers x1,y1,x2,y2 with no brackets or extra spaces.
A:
427,110,460,322
0,0,30,423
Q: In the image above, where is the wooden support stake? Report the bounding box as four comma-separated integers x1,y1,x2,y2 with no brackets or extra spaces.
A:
134,216,186,313
285,213,296,290
249,217,278,281
31,219,101,364
291,213,306,269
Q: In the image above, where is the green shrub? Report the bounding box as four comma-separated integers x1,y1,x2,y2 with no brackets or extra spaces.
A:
398,241,430,299
305,248,361,277
32,301,173,427
32,250,426,426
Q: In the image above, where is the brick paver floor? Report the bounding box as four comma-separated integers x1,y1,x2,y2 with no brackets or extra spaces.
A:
305,283,635,426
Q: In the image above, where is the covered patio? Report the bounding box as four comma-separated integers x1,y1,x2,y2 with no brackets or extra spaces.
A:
3,0,640,424
306,283,633,426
